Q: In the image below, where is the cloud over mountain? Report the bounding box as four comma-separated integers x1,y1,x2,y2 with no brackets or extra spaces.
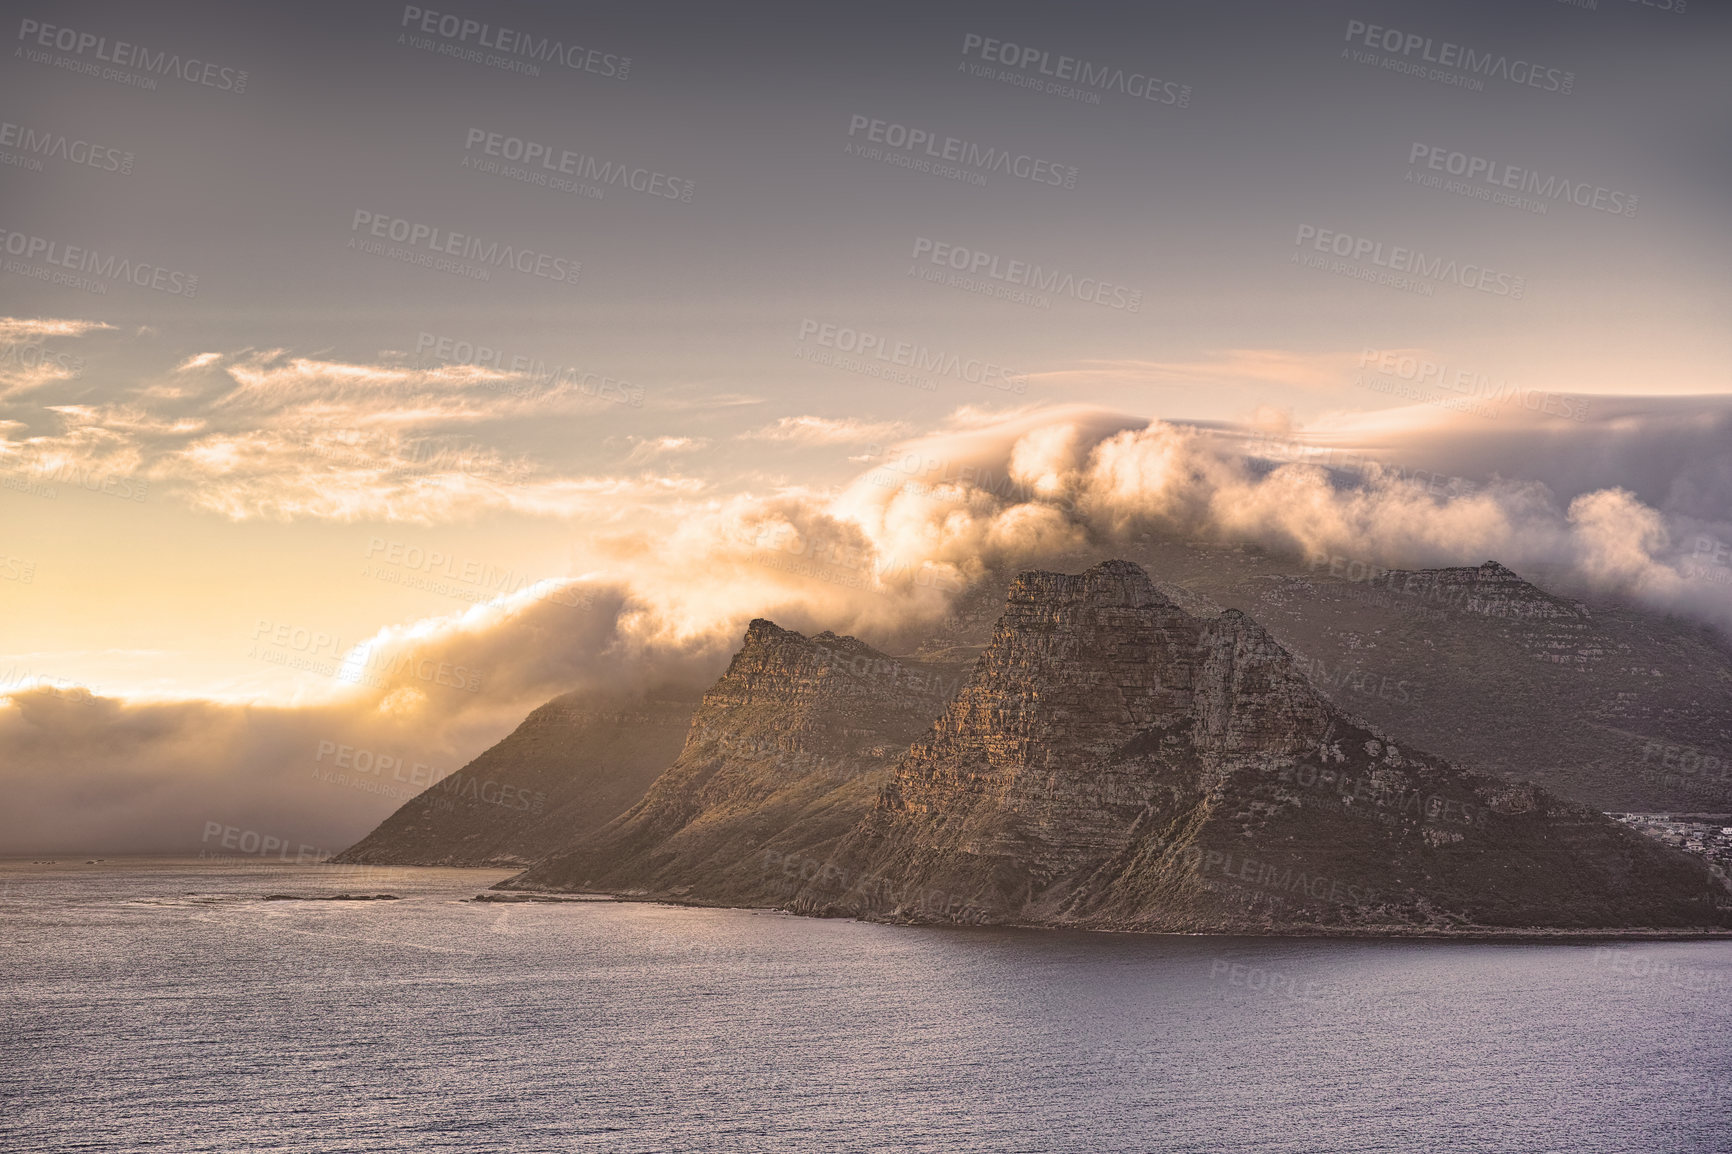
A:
4,327,1730,854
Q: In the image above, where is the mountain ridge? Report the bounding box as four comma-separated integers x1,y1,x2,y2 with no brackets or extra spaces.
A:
503,561,1730,935
509,619,966,902
332,682,701,867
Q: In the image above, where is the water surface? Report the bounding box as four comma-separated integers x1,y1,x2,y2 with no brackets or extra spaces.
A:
2,859,1727,1152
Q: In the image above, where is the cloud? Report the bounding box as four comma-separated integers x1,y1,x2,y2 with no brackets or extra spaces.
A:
6,348,1732,853
0,316,111,400
742,415,913,445
624,434,708,464
651,392,766,411
1031,349,1362,393
1306,396,1732,521
0,577,732,854
0,317,114,340
834,400,1732,631
0,340,702,523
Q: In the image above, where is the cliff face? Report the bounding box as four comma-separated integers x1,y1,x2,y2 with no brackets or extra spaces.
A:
507,561,1730,934
816,562,1331,911
333,685,700,867
916,545,1732,814
786,562,1725,931
1355,559,1587,621
1240,557,1732,814
504,621,965,900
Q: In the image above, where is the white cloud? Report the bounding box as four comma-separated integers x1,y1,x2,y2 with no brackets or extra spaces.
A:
5,338,1731,854
1030,349,1363,393
0,342,693,522
0,316,112,399
624,435,709,464
742,415,913,445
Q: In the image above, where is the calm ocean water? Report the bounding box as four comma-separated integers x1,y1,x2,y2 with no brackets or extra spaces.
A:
1,859,1728,1153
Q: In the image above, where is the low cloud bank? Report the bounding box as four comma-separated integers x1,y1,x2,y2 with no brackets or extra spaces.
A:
6,398,1729,854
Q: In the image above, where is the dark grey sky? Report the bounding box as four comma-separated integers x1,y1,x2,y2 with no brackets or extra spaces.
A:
6,0,1726,409
0,0,1728,703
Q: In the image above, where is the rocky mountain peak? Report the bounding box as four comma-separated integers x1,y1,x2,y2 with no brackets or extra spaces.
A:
1329,558,1588,621
743,616,785,636
499,620,966,898
1008,558,1174,610
773,560,1723,931
499,560,1729,935
875,560,1336,881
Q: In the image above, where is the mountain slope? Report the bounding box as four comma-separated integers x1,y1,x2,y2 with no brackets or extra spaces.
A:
334,684,701,867
507,561,1730,934
909,542,1732,813
785,561,1725,931
501,621,964,900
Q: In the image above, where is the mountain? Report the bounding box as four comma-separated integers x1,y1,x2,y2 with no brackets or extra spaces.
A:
333,684,701,867
501,622,965,902
906,542,1732,814
505,561,1730,934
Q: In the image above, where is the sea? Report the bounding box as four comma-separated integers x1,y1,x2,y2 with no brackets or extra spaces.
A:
2,858,1728,1153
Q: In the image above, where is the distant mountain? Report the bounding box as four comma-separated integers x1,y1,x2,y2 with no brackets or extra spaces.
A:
505,562,1730,934
910,542,1732,814
505,622,966,902
333,684,701,867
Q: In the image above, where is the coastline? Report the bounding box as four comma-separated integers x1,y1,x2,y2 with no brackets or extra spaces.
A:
473,886,1732,942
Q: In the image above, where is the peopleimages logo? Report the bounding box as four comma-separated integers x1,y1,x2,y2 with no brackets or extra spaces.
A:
348,210,580,285
909,238,1143,312
0,228,198,296
199,822,321,861
1357,348,1590,422
414,331,641,406
0,335,82,375
362,536,596,610
398,6,629,79
1293,225,1525,298
0,665,100,705
796,318,1027,394
16,18,249,93
959,33,1191,108
463,128,692,202
846,114,1078,189
1407,143,1637,218
1343,20,1575,95
0,120,133,174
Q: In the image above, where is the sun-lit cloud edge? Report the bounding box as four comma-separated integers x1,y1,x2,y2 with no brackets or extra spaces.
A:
6,396,1732,854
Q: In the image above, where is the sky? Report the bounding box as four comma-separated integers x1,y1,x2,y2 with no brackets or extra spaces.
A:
1,0,1728,852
